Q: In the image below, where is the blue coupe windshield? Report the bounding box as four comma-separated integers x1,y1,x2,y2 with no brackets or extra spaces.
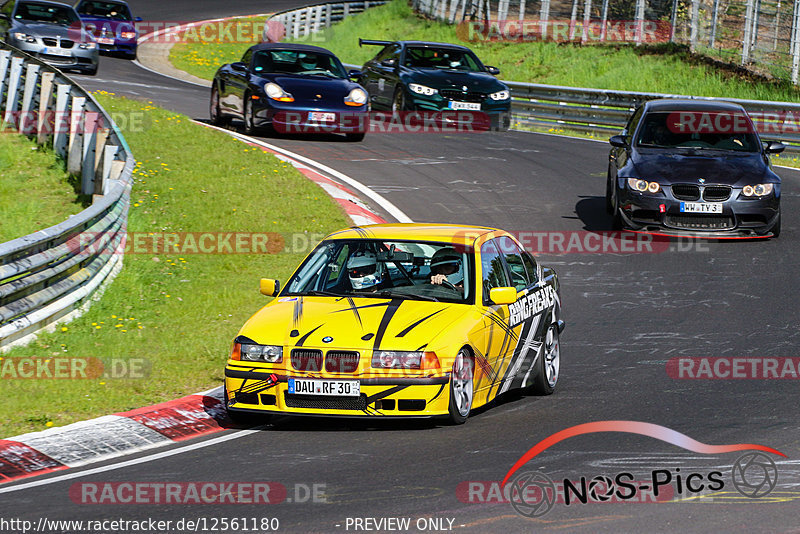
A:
636,111,761,152
284,239,475,304
252,50,347,78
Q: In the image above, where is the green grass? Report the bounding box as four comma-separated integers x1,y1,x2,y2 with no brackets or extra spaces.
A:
169,0,800,101
0,93,349,437
0,133,87,243
170,16,264,82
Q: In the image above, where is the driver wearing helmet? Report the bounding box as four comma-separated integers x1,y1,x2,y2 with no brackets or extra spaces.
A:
429,247,463,290
347,250,384,292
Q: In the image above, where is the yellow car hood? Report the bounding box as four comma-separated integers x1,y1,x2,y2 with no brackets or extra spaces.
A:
239,296,472,352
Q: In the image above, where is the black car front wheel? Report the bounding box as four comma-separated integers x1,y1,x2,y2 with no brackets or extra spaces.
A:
243,95,258,135
346,132,365,142
210,85,227,126
392,87,410,113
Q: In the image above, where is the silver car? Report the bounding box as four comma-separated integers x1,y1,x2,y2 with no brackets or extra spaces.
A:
1,0,98,75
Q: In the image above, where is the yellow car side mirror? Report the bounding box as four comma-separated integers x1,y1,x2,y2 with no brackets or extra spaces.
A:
260,278,280,297
489,287,517,305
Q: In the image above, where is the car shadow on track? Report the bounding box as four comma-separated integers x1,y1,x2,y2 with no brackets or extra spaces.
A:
574,195,615,231
227,389,544,433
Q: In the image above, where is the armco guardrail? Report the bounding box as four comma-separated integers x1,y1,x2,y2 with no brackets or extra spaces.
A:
0,44,134,351
268,0,388,40
505,80,800,152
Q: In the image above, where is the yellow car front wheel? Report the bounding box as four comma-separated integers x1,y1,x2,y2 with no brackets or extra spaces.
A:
447,349,474,425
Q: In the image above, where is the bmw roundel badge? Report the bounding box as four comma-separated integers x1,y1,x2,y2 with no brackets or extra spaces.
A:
322,336,333,343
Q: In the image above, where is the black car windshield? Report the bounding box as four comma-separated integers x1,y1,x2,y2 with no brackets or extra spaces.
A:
76,1,132,21
15,2,79,24
284,239,475,304
252,50,347,78
635,111,760,152
404,47,483,72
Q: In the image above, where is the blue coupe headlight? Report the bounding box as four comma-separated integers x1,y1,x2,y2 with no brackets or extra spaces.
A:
345,88,367,106
265,83,294,102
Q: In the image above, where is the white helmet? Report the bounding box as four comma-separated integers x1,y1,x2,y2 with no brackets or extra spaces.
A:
430,247,463,285
347,250,383,290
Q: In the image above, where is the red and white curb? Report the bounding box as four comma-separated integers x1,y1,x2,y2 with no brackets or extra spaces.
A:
0,387,228,484
0,121,413,487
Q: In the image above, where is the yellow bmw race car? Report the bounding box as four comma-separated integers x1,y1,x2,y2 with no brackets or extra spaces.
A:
224,224,564,425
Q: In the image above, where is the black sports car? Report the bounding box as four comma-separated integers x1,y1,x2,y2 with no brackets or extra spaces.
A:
210,43,369,141
606,99,785,238
358,39,511,130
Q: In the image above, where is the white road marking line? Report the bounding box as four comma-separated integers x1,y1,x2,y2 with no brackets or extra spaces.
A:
0,428,263,494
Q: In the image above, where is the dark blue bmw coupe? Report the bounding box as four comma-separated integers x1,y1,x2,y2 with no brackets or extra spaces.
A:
210,43,369,141
607,99,784,238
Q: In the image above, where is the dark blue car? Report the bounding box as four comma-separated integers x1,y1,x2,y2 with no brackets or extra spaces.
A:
211,43,369,141
74,0,139,59
607,99,785,238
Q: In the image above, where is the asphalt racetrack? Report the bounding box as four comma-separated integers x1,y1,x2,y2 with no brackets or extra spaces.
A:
3,1,800,532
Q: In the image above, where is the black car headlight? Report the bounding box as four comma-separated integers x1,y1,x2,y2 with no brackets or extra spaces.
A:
241,344,283,363
345,88,367,106
489,89,510,101
408,83,437,96
742,184,773,197
627,178,661,193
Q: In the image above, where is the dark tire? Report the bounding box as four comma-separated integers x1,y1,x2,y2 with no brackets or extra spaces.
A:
605,169,614,214
243,95,258,135
210,85,226,126
346,132,365,142
771,213,781,238
530,323,560,395
85,64,98,76
447,349,474,425
392,86,409,113
611,187,623,230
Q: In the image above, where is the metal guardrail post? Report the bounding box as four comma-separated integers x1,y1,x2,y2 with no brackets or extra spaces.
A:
3,56,24,125
793,0,800,83
634,0,645,45
37,72,55,145
67,95,85,176
19,63,40,134
81,108,98,196
710,0,721,47
540,0,550,39
600,0,609,41
744,0,756,63
581,0,592,44
690,0,700,52
53,83,71,158
569,0,579,41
